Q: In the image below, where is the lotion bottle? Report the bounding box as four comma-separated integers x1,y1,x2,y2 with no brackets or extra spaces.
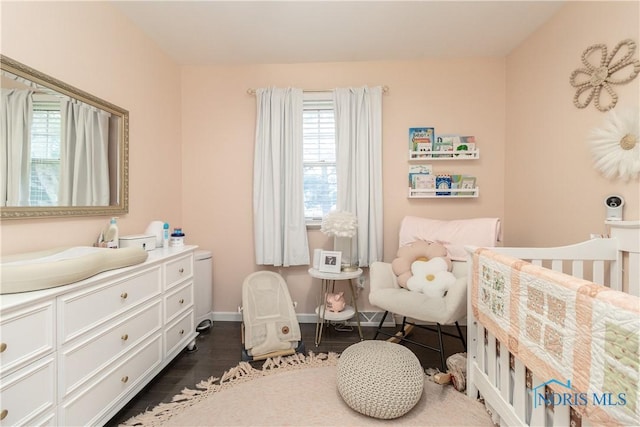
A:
163,222,170,248
105,217,119,248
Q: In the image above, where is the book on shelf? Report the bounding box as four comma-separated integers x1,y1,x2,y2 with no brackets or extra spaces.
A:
408,164,433,188
454,136,476,157
450,174,463,195
459,176,476,195
412,174,435,190
435,174,452,196
409,127,435,153
433,135,455,158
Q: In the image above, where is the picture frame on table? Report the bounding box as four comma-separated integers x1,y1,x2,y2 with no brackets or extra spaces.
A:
319,250,342,273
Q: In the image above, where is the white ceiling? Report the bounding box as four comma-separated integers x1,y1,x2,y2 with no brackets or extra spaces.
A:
112,1,566,65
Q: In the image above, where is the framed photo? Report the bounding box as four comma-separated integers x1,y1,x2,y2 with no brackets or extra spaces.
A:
319,250,342,273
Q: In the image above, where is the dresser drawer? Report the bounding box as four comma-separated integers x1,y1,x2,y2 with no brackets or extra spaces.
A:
165,253,193,289
165,310,194,357
59,300,162,398
58,266,161,343
60,334,162,427
165,281,193,323
0,302,54,376
0,354,55,426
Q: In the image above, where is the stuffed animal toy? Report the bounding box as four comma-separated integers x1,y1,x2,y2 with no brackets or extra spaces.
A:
325,292,346,312
391,240,451,288
406,257,456,298
431,352,467,392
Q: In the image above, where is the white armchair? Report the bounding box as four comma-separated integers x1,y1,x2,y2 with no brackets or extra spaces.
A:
368,260,468,371
368,216,501,370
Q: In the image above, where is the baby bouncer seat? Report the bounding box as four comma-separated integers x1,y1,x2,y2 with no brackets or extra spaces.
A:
240,271,305,361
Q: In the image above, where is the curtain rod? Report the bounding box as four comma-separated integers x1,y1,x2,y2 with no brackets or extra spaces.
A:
246,86,389,95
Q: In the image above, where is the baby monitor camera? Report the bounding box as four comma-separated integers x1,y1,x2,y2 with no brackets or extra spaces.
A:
604,195,624,221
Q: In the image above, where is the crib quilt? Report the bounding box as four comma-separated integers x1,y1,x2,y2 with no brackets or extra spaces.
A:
471,248,639,427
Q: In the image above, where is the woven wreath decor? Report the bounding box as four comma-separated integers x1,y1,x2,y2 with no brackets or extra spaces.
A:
570,39,640,112
587,107,640,180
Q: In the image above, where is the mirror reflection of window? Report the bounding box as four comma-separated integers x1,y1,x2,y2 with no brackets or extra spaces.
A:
1,55,129,218
30,99,61,206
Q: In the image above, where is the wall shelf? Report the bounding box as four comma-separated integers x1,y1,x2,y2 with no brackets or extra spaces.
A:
409,148,480,161
408,187,479,198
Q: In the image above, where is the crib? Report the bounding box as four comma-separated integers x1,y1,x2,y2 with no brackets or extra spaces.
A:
465,220,640,427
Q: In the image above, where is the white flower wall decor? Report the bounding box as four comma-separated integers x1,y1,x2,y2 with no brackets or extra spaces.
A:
587,107,640,180
570,39,640,112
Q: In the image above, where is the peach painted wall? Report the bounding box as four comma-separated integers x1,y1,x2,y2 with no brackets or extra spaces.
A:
1,2,637,319
0,1,183,254
181,60,506,314
504,1,640,246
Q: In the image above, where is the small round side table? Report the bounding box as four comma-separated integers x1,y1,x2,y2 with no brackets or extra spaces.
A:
308,267,363,346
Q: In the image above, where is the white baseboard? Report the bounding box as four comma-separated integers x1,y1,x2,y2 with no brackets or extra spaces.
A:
211,311,395,327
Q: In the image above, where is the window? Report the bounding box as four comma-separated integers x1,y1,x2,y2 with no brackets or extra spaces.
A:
303,94,336,224
29,101,61,206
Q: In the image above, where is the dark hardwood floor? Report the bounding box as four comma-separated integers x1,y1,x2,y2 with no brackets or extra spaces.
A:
106,320,466,426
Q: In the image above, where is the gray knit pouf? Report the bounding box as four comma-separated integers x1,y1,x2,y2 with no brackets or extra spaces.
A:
336,340,424,419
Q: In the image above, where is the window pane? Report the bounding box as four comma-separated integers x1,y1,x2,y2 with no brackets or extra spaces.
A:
303,101,336,221
303,164,336,220
303,109,335,163
30,159,59,205
31,107,61,160
30,104,61,205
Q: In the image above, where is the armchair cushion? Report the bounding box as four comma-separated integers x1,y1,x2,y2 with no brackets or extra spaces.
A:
369,260,467,325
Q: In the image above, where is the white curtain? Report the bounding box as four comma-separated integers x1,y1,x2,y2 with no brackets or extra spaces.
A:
253,87,310,266
1,89,33,206
59,99,111,206
333,86,384,267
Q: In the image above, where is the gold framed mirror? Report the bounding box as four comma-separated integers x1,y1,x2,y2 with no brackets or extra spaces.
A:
1,55,128,219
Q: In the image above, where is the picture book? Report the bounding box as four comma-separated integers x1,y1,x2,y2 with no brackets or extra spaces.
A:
433,135,455,157
459,176,476,195
409,127,434,152
415,142,431,158
450,174,463,195
454,136,476,157
435,174,452,196
408,164,432,188
413,174,435,190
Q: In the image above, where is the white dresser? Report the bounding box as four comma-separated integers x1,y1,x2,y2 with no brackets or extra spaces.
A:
0,246,198,426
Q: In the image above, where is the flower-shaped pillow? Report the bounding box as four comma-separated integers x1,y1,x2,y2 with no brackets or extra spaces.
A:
406,258,456,298
391,240,451,288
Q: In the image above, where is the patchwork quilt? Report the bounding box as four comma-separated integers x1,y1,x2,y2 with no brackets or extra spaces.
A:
471,248,639,427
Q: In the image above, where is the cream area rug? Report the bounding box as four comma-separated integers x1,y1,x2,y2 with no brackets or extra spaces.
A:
121,352,494,426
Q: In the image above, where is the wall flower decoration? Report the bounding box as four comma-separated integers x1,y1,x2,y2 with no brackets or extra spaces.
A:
587,107,639,180
570,39,640,112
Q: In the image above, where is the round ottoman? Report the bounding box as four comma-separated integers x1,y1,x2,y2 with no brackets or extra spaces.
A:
336,340,424,419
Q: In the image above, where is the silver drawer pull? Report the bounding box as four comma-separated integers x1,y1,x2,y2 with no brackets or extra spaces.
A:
179,298,185,304
1,409,8,420
179,267,184,274
121,334,129,341
179,329,185,335
0,343,6,353
121,375,129,383
120,292,128,299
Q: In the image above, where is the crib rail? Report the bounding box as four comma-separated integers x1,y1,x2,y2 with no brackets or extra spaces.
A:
465,241,640,427
490,238,619,288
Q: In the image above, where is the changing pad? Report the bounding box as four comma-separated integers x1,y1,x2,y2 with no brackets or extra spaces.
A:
1,246,149,294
